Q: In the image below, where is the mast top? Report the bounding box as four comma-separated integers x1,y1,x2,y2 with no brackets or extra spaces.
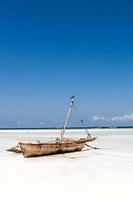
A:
70,95,76,103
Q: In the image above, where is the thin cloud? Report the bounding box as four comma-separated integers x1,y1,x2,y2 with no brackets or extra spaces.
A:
39,122,45,125
92,116,108,121
16,120,31,125
92,113,133,122
111,114,133,122
17,121,22,125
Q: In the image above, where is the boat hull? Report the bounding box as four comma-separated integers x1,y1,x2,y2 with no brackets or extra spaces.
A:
7,145,21,153
19,137,97,157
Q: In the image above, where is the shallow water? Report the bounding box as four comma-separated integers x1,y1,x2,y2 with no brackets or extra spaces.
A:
0,128,133,156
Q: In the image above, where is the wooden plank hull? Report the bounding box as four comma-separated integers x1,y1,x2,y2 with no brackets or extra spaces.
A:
19,137,97,157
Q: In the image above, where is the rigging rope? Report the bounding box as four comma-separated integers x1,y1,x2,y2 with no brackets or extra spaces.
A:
73,104,91,138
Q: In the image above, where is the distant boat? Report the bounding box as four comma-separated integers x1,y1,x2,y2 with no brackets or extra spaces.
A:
7,96,97,157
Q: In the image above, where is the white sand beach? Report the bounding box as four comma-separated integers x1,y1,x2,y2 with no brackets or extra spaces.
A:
0,128,133,200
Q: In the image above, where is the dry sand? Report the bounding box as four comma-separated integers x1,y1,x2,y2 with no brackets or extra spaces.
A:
0,128,133,200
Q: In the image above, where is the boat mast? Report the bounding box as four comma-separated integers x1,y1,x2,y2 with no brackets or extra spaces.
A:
61,96,75,139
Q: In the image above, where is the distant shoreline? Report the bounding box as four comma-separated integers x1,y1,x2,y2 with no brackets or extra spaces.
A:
0,126,133,130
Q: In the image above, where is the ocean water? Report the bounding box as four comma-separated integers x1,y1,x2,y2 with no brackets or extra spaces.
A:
0,128,133,156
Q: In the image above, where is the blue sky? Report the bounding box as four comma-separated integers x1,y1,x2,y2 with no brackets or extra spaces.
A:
0,0,133,127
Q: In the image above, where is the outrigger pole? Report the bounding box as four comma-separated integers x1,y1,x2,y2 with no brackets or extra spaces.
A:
61,96,75,139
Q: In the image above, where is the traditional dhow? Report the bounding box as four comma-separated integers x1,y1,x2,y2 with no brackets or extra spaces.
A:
19,137,97,157
7,96,97,157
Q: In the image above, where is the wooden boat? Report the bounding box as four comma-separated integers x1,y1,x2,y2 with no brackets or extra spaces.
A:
7,96,97,157
19,137,96,157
